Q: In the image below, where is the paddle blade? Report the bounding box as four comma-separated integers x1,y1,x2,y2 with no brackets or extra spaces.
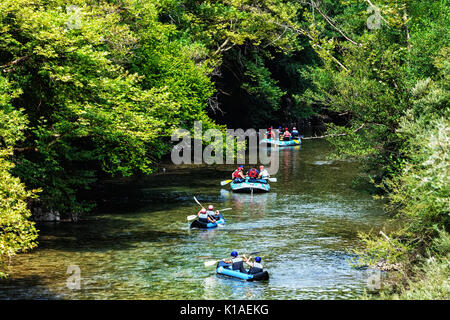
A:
268,178,277,182
220,180,232,186
187,215,197,221
204,260,219,267
218,208,232,211
194,196,203,208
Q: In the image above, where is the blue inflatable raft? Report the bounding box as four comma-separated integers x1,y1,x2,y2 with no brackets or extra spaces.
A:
190,214,225,229
216,261,269,281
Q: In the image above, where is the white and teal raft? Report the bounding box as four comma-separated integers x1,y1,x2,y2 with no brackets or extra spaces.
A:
259,138,301,147
230,179,270,193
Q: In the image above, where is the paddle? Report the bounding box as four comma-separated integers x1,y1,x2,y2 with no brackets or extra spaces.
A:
193,196,204,208
204,251,261,267
220,179,233,186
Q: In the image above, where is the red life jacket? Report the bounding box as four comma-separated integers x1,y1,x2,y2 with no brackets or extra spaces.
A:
248,168,258,178
233,170,242,178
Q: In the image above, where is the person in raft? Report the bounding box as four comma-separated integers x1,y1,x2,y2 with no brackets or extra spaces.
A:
291,127,299,139
222,251,248,273
265,127,272,139
276,126,283,139
232,165,246,182
257,165,270,182
198,208,216,224
244,256,264,274
246,166,260,182
211,209,222,221
283,127,292,140
206,205,218,221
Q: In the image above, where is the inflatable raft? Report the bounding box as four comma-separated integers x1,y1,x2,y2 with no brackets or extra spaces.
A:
190,214,225,229
216,261,269,281
230,179,270,193
260,138,301,146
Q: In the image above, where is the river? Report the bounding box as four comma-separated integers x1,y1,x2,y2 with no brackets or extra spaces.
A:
0,140,387,299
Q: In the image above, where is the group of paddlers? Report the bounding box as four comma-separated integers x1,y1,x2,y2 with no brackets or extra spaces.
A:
197,205,222,224
265,126,300,140
231,165,270,183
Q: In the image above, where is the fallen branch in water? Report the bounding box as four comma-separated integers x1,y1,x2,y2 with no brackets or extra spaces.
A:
302,123,365,140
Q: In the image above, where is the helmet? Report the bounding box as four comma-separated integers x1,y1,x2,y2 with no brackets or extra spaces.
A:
200,208,207,213
208,205,213,210
238,166,243,171
255,256,261,262
268,128,271,131
259,165,264,170
278,126,282,129
231,251,238,257
293,127,296,130
285,128,288,131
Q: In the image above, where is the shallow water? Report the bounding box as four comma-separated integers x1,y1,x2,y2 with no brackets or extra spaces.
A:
0,140,386,299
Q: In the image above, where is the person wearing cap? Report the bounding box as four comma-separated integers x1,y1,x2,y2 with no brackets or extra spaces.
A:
198,208,216,223
222,251,248,273
257,165,270,182
291,127,299,139
283,127,292,140
244,256,264,274
232,165,245,182
206,205,217,221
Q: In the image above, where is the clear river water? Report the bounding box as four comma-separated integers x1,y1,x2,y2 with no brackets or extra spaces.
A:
0,140,387,299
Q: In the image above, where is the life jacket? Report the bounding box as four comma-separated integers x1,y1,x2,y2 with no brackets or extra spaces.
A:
233,170,242,179
206,210,215,218
198,212,209,223
248,168,259,178
291,130,299,137
248,262,263,274
231,257,246,272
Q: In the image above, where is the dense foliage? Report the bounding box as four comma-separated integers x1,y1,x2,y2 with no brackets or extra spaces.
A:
0,0,448,298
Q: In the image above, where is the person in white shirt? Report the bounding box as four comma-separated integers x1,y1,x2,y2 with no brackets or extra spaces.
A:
257,165,270,180
244,256,264,274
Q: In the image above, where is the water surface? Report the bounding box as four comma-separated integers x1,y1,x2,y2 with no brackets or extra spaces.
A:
0,140,386,299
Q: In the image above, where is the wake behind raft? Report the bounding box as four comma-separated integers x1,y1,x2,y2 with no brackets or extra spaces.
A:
190,213,226,229
216,261,269,281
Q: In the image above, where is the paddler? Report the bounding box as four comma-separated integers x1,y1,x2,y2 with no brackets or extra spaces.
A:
257,165,270,182
206,205,217,221
291,127,299,139
232,165,245,182
283,127,292,140
244,256,264,274
198,208,216,224
246,166,259,182
222,251,248,273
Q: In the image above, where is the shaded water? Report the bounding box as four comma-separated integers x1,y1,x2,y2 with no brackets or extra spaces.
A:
0,140,386,299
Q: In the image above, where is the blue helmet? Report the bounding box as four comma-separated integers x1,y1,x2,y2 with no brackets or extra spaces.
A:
255,256,261,262
231,251,238,257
